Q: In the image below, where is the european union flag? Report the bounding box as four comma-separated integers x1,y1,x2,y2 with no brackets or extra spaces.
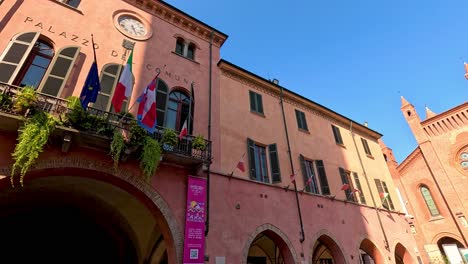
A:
80,62,101,109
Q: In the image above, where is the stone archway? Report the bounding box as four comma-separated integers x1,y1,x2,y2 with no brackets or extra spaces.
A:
0,156,184,264
394,242,414,264
310,230,347,264
359,238,385,264
242,224,298,264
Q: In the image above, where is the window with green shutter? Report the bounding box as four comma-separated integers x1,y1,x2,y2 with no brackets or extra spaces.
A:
268,144,281,183
361,138,372,156
295,109,308,131
339,168,356,202
299,155,320,194
352,172,366,204
249,90,264,114
331,125,343,145
375,179,395,210
315,160,330,195
247,138,269,183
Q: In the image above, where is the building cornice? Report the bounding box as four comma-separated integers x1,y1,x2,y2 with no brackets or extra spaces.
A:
397,147,421,174
421,102,467,125
218,59,383,140
123,0,228,47
420,102,468,137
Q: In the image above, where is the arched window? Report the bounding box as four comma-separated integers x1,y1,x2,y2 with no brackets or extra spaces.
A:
166,90,190,131
460,151,468,169
175,38,184,56
59,0,81,8
156,79,169,127
39,46,80,96
0,32,80,97
93,63,123,111
14,39,54,89
187,43,195,60
420,185,440,217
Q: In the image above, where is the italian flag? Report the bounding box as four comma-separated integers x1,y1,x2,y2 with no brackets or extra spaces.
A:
111,50,134,113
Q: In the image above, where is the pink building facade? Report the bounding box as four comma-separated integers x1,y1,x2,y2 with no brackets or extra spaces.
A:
0,0,419,263
384,98,468,264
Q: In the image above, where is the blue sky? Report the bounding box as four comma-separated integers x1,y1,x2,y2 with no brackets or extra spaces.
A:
165,0,467,163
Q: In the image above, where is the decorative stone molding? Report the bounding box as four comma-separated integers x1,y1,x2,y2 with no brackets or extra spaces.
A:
241,223,298,264
0,156,183,264
221,68,379,141
123,0,227,47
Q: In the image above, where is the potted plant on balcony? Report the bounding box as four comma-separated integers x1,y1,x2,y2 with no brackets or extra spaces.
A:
161,128,178,151
13,86,37,115
0,92,12,111
192,135,206,151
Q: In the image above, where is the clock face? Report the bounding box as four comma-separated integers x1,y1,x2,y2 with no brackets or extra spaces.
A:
118,15,147,37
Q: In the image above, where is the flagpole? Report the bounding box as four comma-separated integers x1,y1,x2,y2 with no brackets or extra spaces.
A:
229,152,245,179
116,65,165,126
91,34,97,64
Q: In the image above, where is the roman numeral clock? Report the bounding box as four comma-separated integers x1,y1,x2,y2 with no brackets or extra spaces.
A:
113,10,153,41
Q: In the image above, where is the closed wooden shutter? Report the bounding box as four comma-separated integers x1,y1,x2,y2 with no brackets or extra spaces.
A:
353,172,366,204
156,79,168,127
39,46,80,97
0,32,40,84
316,160,330,195
268,144,281,183
93,63,122,111
247,138,256,180
339,168,353,201
299,154,310,192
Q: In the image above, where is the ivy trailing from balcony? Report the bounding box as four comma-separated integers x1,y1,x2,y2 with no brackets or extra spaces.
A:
110,130,125,169
139,136,162,180
13,86,37,114
11,111,58,187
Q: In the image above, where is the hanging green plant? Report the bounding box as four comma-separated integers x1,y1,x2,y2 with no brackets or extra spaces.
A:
0,92,12,110
140,136,162,180
65,96,85,126
13,86,37,114
161,128,178,147
192,135,206,151
11,111,58,187
110,130,125,169
128,120,147,148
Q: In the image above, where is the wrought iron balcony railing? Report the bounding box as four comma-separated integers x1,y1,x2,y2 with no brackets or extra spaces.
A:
0,82,211,163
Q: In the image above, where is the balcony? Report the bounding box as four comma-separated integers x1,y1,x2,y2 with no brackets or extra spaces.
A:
0,82,211,167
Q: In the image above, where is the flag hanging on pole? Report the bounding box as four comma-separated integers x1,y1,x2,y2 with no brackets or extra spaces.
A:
112,49,134,113
236,159,245,173
137,78,158,133
80,62,101,109
379,192,389,200
341,183,350,191
179,119,188,140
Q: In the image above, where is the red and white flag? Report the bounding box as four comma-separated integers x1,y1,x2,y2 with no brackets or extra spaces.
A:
305,177,312,186
236,160,245,172
179,119,188,140
290,173,296,183
341,183,350,191
111,50,134,113
379,192,389,200
137,78,157,133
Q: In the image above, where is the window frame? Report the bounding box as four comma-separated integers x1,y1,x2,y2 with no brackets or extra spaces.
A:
93,63,123,112
300,155,320,194
374,179,395,210
249,90,264,115
295,109,308,131
361,138,372,156
420,185,440,217
247,138,269,183
58,0,81,8
331,125,344,145
339,168,357,202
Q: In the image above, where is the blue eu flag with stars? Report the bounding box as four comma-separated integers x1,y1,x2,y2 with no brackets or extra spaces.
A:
80,62,101,109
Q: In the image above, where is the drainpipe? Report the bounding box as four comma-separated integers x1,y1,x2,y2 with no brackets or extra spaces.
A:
349,121,390,250
279,86,305,243
205,31,214,237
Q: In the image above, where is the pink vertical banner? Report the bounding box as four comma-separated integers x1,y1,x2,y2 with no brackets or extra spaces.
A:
183,176,207,264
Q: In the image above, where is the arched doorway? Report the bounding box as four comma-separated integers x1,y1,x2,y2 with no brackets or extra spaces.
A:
437,236,465,261
395,243,414,264
312,235,346,264
359,239,384,264
246,229,295,264
0,169,179,264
